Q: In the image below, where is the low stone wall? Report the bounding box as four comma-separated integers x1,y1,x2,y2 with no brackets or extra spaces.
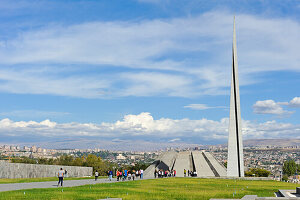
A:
0,160,92,179
197,176,273,180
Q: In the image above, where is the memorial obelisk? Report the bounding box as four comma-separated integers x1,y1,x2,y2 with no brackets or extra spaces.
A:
227,17,244,177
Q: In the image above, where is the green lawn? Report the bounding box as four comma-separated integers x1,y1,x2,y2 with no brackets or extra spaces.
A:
0,178,297,200
0,176,105,184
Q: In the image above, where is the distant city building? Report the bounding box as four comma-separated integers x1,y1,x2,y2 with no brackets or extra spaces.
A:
116,153,126,160
31,145,37,153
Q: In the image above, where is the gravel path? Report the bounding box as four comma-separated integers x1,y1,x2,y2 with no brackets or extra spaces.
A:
0,178,144,192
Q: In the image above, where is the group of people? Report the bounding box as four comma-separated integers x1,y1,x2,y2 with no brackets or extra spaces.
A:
154,169,176,178
57,166,198,187
184,169,197,177
115,169,144,181
94,169,145,181
153,168,198,178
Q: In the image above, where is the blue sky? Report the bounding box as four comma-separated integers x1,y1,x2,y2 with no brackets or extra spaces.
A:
0,0,299,149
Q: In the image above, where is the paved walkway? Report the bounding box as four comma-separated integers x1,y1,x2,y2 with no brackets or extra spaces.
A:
0,178,145,192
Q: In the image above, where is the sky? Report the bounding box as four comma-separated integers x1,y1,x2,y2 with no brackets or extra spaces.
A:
0,0,299,149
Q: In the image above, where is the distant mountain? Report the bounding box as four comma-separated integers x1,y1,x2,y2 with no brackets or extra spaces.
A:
14,139,200,151
7,138,300,151
243,139,300,147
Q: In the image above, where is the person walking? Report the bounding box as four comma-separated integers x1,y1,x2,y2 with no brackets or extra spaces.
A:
95,170,99,181
108,170,113,181
154,169,158,178
188,170,190,177
124,169,128,180
132,170,135,181
119,170,122,181
57,168,64,187
174,170,176,177
116,170,120,181
140,169,143,179
122,170,125,181
184,169,186,177
128,171,131,180
136,170,139,179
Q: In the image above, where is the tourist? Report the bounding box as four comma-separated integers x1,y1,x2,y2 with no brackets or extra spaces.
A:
122,170,126,181
119,170,123,181
136,170,139,178
124,169,128,180
95,170,99,181
108,170,113,181
128,171,131,180
174,170,176,177
194,171,197,177
140,169,143,179
154,169,158,178
184,169,186,177
65,169,68,178
132,170,135,181
57,168,64,187
117,170,121,181
188,170,190,177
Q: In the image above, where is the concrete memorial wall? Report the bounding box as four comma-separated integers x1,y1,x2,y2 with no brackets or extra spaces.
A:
0,160,92,178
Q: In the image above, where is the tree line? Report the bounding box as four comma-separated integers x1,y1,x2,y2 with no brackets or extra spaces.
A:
11,154,150,176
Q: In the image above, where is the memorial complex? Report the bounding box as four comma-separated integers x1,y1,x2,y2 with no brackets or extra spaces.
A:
144,151,227,178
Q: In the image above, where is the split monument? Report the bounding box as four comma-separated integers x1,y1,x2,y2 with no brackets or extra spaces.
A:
227,17,244,177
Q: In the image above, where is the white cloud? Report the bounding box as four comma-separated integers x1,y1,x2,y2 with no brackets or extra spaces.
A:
253,100,290,115
184,104,226,110
0,112,299,144
289,97,300,107
0,11,298,98
253,97,300,115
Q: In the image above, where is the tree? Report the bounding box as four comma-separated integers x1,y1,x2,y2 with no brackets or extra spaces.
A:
283,160,297,177
85,154,108,175
282,174,289,182
245,168,270,177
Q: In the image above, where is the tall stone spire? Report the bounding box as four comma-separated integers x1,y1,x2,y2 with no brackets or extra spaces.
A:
227,17,244,177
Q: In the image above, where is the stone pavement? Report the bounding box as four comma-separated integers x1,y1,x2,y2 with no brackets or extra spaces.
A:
0,178,144,192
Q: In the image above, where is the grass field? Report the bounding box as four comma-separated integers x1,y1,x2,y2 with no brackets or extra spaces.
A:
0,178,297,200
0,176,105,184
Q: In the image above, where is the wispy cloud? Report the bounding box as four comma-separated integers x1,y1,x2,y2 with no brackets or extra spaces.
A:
136,0,166,4
0,11,298,98
184,104,226,110
0,110,70,118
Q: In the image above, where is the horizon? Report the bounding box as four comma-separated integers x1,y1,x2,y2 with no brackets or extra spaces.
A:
1,138,300,152
0,0,299,149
